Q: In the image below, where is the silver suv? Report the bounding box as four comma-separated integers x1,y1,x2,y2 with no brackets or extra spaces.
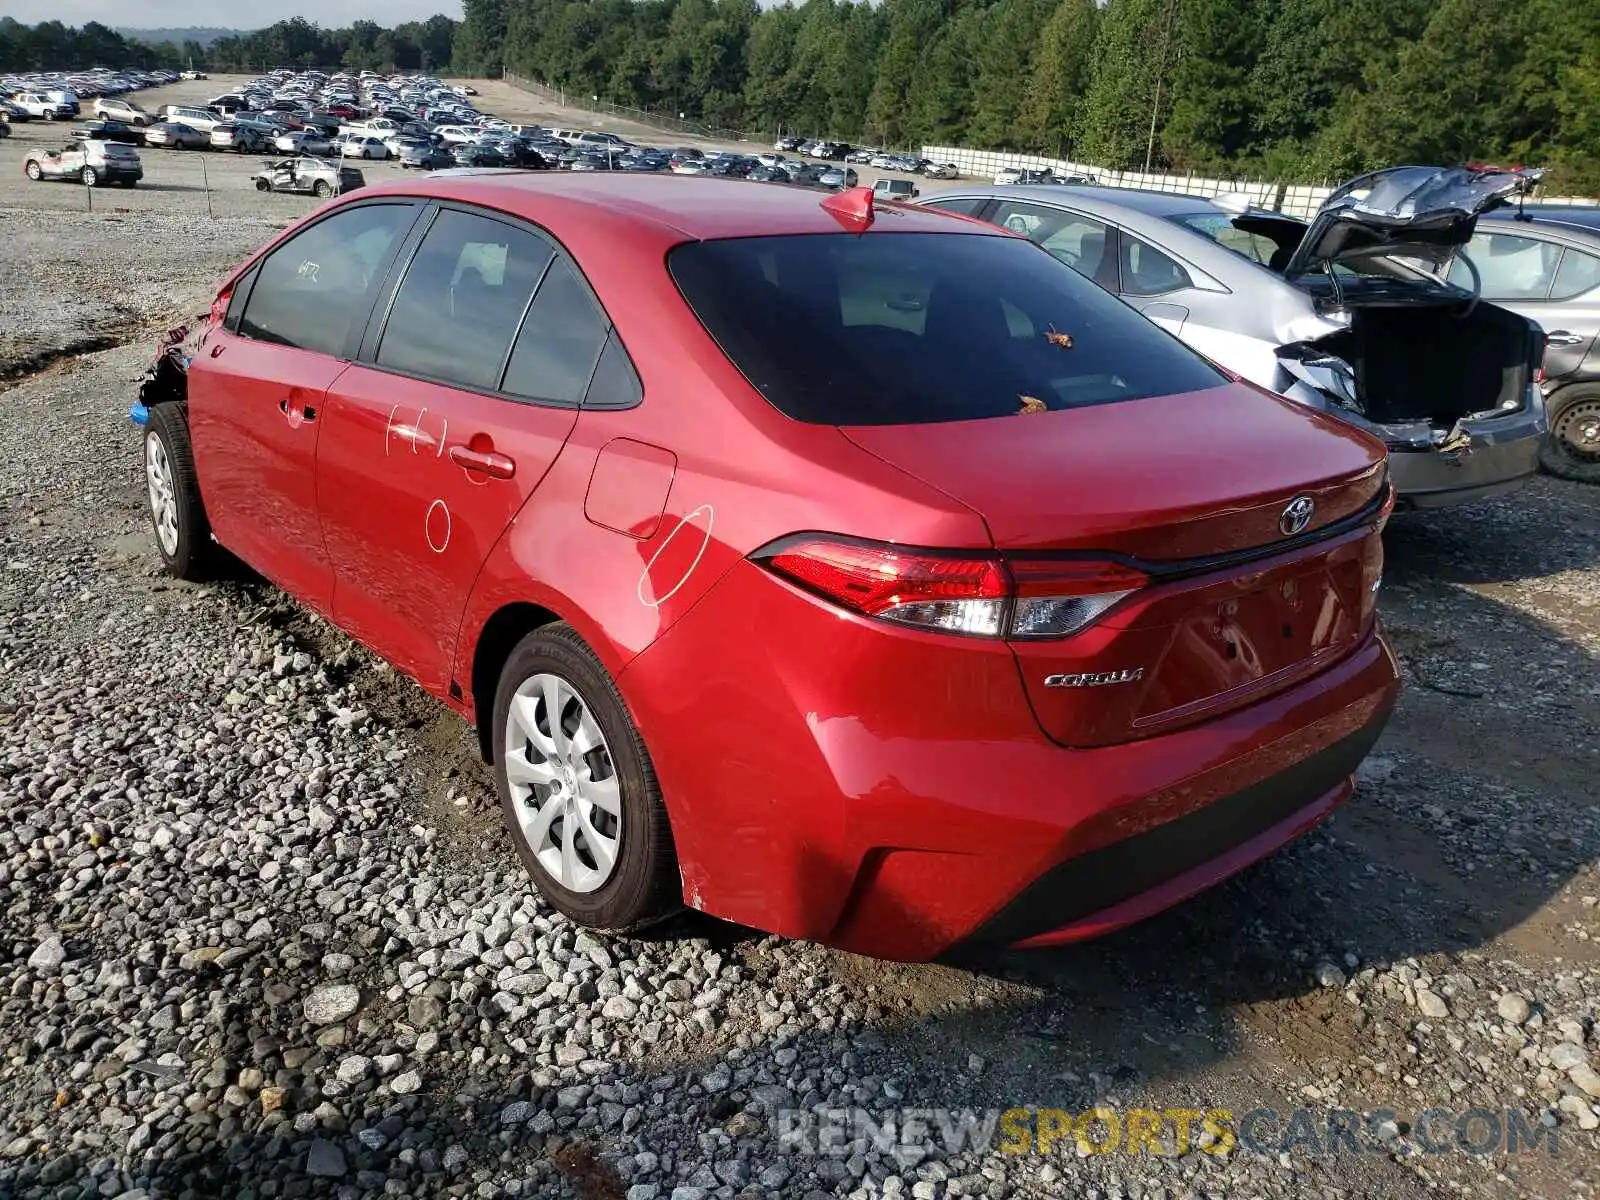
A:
24,139,142,187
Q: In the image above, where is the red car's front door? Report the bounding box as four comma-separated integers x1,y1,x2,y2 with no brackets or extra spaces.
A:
188,199,421,611
190,337,347,608
316,206,612,695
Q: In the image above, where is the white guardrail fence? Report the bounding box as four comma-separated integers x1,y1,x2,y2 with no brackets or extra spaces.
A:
919,145,1600,218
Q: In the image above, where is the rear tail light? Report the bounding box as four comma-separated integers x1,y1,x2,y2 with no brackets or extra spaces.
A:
754,535,1145,640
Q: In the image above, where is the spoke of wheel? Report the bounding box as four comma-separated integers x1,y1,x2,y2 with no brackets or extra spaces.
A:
560,814,581,887
510,691,557,759
541,675,568,754
580,772,620,816
522,791,561,851
569,709,604,757
574,802,616,877
504,746,557,790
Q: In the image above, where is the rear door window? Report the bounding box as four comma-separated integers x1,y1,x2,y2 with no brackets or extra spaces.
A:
1120,234,1193,296
1449,231,1560,300
376,208,554,391
501,257,610,404
1551,247,1600,299
988,200,1117,289
237,202,416,358
668,231,1223,426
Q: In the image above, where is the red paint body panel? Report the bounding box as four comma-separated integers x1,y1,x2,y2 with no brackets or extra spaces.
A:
840,384,1387,557
178,174,1402,962
186,331,343,612
1012,523,1385,747
315,366,576,693
583,439,678,539
619,558,1398,959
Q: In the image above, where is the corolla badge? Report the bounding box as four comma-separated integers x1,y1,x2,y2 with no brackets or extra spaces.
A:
1279,495,1316,536
1044,668,1145,689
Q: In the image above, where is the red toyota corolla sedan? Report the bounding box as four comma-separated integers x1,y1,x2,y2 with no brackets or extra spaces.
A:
134,173,1400,961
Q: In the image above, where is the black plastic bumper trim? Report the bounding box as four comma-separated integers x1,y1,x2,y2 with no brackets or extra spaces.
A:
962,701,1394,948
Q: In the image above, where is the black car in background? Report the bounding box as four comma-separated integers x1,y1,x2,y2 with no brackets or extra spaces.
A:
68,119,143,144
451,143,513,169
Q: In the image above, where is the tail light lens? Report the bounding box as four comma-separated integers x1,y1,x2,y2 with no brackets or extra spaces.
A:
755,535,1144,640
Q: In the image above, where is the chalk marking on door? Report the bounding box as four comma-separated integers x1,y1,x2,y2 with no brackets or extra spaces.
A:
425,499,451,554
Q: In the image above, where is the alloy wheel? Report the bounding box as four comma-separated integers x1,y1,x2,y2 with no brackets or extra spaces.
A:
144,431,179,556
503,672,622,894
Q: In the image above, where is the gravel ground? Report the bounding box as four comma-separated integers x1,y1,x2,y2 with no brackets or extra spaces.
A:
1,132,1599,1200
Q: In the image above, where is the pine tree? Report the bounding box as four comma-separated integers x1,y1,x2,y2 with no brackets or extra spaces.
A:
1016,0,1098,155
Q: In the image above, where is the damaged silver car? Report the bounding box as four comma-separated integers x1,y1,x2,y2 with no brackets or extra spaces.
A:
921,166,1551,509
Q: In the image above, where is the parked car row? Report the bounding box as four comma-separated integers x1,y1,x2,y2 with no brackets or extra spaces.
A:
4,65,179,124
993,166,1101,187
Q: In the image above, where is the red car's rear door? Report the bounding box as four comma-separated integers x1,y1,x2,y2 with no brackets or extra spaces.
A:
317,205,619,695
188,199,421,611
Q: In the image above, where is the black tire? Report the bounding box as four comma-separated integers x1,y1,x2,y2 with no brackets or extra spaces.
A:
493,624,678,931
80,166,97,187
24,161,41,181
313,180,331,198
1541,384,1600,485
143,405,217,580
255,178,271,192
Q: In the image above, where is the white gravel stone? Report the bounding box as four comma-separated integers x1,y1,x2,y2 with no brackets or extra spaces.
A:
303,984,361,1026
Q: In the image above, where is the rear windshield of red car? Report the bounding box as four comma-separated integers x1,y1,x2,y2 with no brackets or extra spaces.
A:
668,231,1224,425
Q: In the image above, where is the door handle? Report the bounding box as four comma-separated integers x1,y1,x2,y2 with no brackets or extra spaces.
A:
1545,331,1585,346
278,397,317,423
449,445,516,479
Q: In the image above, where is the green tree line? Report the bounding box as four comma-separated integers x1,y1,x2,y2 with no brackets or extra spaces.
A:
8,1,1600,190
0,16,459,79
456,0,1600,189
0,18,193,72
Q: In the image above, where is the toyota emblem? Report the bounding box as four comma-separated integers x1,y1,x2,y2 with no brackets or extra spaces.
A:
1279,495,1316,536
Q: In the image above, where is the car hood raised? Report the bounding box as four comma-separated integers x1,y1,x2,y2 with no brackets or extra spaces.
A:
1283,164,1544,279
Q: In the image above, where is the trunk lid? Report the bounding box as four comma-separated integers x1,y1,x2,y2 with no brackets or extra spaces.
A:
1283,165,1544,281
842,382,1390,746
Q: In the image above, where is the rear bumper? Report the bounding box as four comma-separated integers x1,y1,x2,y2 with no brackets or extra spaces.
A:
620,558,1401,961
965,712,1384,949
1385,393,1547,509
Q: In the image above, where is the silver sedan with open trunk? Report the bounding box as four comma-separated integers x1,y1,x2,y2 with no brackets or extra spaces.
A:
921,166,1550,509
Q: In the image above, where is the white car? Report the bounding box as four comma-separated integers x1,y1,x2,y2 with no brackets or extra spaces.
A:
336,134,390,160
994,167,1024,186
342,117,401,136
160,105,224,134
273,130,333,156
433,125,476,144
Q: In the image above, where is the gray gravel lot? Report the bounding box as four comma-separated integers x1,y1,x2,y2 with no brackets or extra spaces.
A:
1,89,1598,1200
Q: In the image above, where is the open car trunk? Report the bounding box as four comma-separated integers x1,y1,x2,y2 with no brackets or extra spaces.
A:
1272,165,1547,444
1282,296,1540,429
